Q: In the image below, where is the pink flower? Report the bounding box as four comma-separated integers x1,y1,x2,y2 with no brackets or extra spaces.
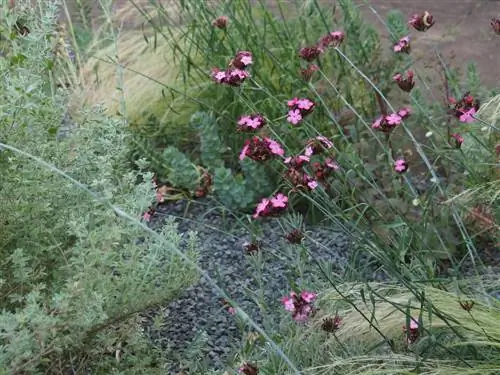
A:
449,92,480,121
318,30,345,50
409,11,434,32
324,158,340,170
267,139,285,156
300,291,317,303
212,15,229,29
450,133,464,149
238,362,259,375
371,116,384,130
393,70,415,92
299,154,310,162
239,142,250,160
287,109,303,125
403,318,420,344
212,68,226,83
398,107,411,119
459,107,476,123
297,98,314,110
284,154,310,168
410,319,418,330
212,67,249,86
142,210,152,222
307,180,318,190
304,146,314,157
231,51,253,69
237,114,266,131
282,293,296,311
155,191,165,203
299,46,322,61
253,193,288,219
239,137,284,161
286,97,315,125
393,36,411,53
372,109,410,132
240,55,252,66
301,64,319,81
394,159,408,173
287,97,299,107
221,298,237,315
281,290,317,322
293,305,313,322
253,198,270,218
270,193,288,208
386,113,402,125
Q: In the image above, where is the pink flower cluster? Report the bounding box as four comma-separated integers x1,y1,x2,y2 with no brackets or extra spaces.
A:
212,15,229,29
237,113,266,131
284,136,337,191
253,193,288,219
230,51,253,70
409,11,435,32
448,92,480,123
299,46,322,62
312,158,339,182
239,136,284,161
238,362,259,375
450,133,464,149
394,158,408,173
211,51,253,86
393,36,411,53
301,63,320,81
318,31,346,50
393,70,415,92
298,30,345,62
287,97,315,125
306,136,334,154
281,290,317,322
372,108,411,132
284,164,318,191
403,318,420,344
221,298,236,315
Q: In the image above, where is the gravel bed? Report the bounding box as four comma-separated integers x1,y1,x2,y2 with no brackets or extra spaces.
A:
142,197,499,374
145,198,353,373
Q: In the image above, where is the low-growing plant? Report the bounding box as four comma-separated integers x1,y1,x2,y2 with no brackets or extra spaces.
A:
0,2,198,372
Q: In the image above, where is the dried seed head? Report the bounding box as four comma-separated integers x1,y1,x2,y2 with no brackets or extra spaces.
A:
321,315,341,332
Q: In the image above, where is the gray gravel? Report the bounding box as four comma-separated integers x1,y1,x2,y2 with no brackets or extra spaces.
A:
145,198,353,373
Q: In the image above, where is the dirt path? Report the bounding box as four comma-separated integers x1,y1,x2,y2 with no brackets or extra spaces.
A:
57,0,499,91
354,0,500,89
99,0,499,89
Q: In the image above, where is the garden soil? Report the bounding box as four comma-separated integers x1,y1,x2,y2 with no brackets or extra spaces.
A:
63,0,500,89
